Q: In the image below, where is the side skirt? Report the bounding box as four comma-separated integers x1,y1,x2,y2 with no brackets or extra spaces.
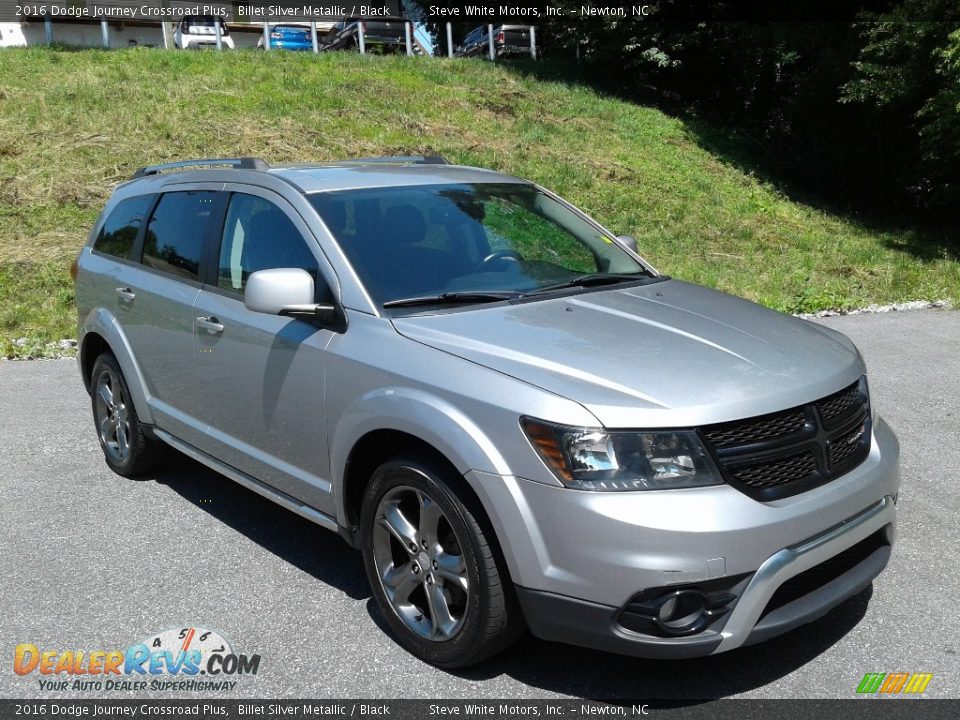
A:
153,428,341,534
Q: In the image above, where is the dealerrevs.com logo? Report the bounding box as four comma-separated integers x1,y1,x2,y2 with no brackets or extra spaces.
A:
13,627,261,692
856,672,933,696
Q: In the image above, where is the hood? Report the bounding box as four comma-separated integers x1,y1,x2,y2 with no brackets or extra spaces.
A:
392,280,865,428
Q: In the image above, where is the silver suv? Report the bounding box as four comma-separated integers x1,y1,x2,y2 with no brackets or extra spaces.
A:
75,156,900,667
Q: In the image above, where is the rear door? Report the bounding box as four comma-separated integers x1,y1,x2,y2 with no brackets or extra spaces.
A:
118,185,225,446
187,186,339,513
85,193,155,325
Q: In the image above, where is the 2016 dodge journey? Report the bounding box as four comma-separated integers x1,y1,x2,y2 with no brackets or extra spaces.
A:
74,156,900,667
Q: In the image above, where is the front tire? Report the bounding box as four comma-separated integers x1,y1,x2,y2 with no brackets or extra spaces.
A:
360,454,524,667
90,353,162,477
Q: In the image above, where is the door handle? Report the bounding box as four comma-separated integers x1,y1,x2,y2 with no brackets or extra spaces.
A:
115,287,136,302
196,316,224,334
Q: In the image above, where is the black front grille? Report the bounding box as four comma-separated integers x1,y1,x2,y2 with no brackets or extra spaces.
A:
817,383,862,427
703,409,808,449
701,378,871,500
829,423,868,468
731,451,818,489
760,528,890,619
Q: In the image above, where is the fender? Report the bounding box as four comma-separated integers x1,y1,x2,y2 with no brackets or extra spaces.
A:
79,306,155,426
329,386,514,526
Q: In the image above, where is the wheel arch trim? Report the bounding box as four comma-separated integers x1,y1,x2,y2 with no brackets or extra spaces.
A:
79,307,155,426
330,387,513,527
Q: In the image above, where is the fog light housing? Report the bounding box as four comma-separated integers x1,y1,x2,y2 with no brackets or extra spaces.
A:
617,575,749,638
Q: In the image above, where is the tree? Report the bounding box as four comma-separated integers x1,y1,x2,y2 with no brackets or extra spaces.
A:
843,0,960,207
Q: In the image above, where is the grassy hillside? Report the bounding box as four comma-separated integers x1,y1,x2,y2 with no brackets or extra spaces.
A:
1,48,956,357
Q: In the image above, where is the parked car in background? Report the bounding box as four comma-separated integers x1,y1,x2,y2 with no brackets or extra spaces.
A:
322,19,408,53
174,15,234,50
257,23,317,52
456,25,534,58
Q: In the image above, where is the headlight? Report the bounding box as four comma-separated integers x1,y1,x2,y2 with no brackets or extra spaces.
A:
521,417,724,491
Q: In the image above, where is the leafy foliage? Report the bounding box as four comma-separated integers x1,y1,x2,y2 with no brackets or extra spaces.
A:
843,0,960,206
411,0,959,216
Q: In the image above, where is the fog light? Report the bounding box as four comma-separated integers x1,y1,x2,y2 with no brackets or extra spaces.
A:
618,577,747,638
657,596,678,622
656,591,707,631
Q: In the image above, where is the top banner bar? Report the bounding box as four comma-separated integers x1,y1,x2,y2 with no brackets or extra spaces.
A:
3,2,402,22
0,1,928,24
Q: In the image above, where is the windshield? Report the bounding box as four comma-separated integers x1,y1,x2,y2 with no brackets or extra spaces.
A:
309,183,651,307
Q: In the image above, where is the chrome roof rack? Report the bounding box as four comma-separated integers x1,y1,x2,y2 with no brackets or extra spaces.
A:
338,155,449,165
132,157,269,179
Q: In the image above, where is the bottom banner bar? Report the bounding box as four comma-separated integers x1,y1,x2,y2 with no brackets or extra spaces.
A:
0,699,957,720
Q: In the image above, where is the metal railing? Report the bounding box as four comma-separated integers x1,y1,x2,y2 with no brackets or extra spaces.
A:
32,18,538,61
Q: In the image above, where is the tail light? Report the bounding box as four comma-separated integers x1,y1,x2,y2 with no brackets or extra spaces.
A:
496,32,505,44
70,252,80,282
271,32,281,39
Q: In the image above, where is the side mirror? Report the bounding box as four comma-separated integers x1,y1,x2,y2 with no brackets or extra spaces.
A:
244,268,336,323
615,234,638,254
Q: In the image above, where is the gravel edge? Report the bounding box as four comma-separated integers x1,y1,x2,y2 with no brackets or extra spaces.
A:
794,298,953,319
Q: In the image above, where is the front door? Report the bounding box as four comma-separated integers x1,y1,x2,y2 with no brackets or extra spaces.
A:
188,188,337,514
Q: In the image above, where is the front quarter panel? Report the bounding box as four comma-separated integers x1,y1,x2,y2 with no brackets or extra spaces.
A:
326,311,600,525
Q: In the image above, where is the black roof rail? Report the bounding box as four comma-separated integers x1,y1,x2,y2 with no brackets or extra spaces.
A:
132,157,269,179
344,155,449,165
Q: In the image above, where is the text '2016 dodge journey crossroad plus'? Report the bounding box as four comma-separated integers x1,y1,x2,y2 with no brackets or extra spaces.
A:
74,156,900,668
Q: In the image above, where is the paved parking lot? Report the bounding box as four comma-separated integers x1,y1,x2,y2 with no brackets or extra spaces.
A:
1,308,958,700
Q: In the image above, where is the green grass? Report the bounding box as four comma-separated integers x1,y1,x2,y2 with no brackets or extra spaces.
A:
1,48,957,357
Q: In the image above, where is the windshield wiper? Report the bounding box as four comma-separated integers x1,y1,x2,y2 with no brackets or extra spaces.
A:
522,274,646,297
382,291,518,309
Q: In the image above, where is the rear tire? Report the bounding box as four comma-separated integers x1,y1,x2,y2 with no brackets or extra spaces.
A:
90,353,163,477
360,454,524,667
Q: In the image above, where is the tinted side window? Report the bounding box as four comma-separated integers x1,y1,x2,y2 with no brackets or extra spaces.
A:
217,193,319,295
142,191,217,281
93,195,154,260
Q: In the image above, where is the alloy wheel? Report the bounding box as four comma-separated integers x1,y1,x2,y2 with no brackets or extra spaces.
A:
94,367,130,463
372,485,470,641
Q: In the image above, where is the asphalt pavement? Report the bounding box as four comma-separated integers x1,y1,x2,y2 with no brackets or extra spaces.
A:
1,308,958,700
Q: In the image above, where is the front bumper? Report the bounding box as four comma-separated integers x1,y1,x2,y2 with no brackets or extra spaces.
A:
182,37,235,49
466,416,900,657
264,41,313,51
515,497,893,657
497,44,531,56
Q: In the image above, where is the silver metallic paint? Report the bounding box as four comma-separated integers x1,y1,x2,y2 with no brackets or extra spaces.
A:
76,161,902,658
